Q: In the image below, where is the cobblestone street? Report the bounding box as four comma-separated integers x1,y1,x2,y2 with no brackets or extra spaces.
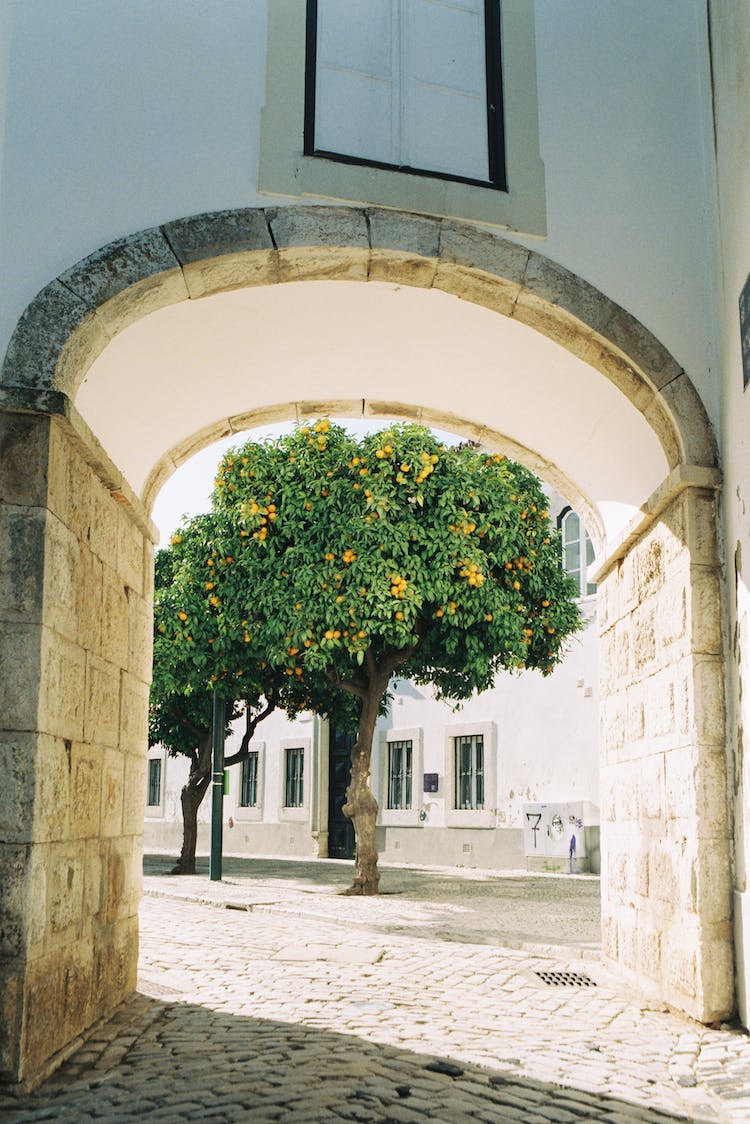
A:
3,857,750,1121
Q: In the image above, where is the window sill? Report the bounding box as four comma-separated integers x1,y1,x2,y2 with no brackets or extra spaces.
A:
234,806,263,823
445,810,495,830
379,808,422,828
279,806,309,823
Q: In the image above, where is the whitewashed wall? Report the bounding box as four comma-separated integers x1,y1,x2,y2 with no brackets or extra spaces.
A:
708,0,750,1024
144,604,600,873
0,0,717,431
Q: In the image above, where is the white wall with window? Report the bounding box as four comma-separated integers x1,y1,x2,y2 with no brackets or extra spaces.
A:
443,722,496,829
145,754,164,816
378,727,423,828
233,742,265,823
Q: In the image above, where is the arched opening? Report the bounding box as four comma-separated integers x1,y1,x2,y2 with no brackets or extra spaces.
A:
0,207,729,1085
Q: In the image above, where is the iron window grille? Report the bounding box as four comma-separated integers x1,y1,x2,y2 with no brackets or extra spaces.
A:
454,734,484,810
147,758,162,807
387,739,413,809
239,752,259,808
284,747,305,808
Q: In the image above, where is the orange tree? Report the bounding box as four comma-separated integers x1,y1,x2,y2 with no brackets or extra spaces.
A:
211,420,582,895
150,513,354,874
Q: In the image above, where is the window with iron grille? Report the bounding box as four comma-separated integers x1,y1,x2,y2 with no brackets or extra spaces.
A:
239,752,259,808
284,747,305,808
147,758,162,807
454,734,484,810
387,739,413,809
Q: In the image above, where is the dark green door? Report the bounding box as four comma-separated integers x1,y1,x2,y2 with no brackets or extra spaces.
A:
328,730,356,859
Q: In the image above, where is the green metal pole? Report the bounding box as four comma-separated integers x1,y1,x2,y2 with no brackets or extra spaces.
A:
209,692,226,882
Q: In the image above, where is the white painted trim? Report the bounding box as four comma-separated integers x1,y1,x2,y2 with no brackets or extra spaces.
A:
444,721,496,829
378,726,424,827
258,0,547,234
233,741,265,824
278,738,312,822
144,747,167,819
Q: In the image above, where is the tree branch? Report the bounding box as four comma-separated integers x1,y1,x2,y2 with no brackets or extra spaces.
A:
382,642,418,678
365,646,378,681
325,669,367,699
169,701,207,741
224,695,277,767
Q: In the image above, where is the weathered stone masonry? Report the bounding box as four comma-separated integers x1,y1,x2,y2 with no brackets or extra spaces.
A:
0,409,154,1083
598,481,732,1021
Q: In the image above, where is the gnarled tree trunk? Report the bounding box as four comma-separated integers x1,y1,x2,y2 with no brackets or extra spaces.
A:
342,687,383,895
171,696,276,875
172,731,212,874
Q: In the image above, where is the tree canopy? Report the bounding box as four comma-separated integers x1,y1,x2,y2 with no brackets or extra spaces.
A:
200,419,582,893
150,510,357,873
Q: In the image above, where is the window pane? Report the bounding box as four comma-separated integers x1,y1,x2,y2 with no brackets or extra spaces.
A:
406,0,489,179
564,539,581,576
388,740,413,809
475,736,484,809
455,737,470,809
240,752,258,808
310,0,496,184
454,734,484,810
147,759,161,806
315,0,396,165
585,533,597,596
562,510,580,543
285,748,304,808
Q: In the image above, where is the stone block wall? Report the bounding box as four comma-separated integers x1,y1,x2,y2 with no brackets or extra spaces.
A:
0,409,153,1084
599,485,733,1021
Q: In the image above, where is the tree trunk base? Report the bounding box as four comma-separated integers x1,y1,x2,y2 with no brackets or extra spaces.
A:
343,873,380,896
170,860,196,875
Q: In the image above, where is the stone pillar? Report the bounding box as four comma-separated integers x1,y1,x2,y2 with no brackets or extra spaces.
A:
0,408,153,1085
599,483,733,1021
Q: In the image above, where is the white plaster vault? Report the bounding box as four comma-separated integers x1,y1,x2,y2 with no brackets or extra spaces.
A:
0,206,731,1085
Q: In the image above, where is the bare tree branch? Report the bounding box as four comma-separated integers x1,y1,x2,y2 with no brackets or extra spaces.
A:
225,695,277,767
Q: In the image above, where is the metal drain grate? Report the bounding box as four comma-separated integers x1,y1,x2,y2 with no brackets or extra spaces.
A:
534,969,596,988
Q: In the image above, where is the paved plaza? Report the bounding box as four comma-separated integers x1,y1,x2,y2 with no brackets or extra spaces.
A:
3,856,750,1121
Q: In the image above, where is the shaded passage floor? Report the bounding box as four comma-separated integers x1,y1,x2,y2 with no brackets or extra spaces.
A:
2,857,750,1122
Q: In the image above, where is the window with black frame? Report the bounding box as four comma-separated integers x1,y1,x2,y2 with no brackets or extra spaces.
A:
147,758,162,807
305,0,505,190
387,739,413,809
453,733,484,810
284,747,305,808
239,752,259,808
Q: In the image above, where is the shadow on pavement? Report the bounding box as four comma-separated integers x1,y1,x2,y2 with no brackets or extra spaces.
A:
0,991,708,1123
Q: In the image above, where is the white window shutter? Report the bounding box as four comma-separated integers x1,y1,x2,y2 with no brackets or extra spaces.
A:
314,0,398,165
313,0,490,182
403,0,489,180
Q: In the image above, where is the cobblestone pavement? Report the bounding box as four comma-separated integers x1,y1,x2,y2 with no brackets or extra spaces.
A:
3,856,750,1122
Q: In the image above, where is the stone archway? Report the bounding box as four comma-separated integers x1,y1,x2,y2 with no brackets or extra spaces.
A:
0,207,730,1085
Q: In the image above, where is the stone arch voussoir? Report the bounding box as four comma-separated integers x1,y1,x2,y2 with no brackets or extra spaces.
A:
1,205,717,475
